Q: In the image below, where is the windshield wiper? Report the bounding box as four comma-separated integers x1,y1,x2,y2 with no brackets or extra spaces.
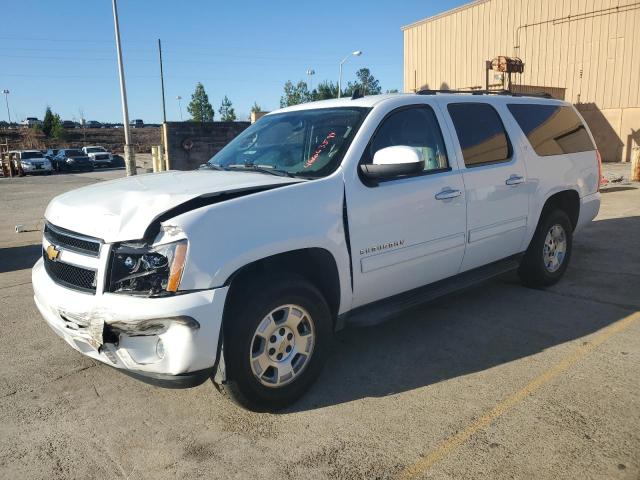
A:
226,164,295,178
199,163,225,171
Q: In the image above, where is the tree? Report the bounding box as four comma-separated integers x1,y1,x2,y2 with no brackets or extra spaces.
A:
218,95,236,121
187,82,214,122
280,80,311,107
250,101,262,113
43,106,54,137
50,114,66,141
311,80,340,101
345,68,382,96
386,88,399,94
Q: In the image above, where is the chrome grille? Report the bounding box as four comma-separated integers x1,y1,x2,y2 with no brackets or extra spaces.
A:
44,222,101,256
43,250,97,294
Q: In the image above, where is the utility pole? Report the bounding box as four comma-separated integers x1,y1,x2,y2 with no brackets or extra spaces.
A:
111,0,136,176
2,90,11,124
158,39,166,123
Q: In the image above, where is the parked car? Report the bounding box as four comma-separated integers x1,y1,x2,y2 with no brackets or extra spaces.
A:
82,145,113,167
85,120,103,129
33,92,601,411
61,120,76,129
44,148,59,161
129,119,144,128
9,149,53,174
21,117,42,128
110,153,125,167
51,148,94,172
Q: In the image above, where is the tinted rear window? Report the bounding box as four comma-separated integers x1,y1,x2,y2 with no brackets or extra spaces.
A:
447,103,512,167
507,104,594,156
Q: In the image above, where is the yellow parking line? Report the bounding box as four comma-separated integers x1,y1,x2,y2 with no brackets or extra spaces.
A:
395,311,640,480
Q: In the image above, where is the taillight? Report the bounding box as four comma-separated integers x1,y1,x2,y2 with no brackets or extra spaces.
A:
596,149,604,191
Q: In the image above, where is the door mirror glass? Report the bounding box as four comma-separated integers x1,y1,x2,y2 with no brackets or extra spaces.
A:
360,145,424,181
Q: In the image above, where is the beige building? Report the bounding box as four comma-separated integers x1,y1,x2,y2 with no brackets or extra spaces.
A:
402,0,640,162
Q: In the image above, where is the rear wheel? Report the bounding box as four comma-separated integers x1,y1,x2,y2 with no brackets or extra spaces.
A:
519,209,573,287
220,274,332,411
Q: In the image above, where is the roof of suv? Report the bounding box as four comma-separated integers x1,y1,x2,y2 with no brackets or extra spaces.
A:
275,92,566,114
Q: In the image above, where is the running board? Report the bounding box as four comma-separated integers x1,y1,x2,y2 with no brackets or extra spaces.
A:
340,255,522,328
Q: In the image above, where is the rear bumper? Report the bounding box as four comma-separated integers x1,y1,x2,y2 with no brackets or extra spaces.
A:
32,258,228,388
576,191,601,232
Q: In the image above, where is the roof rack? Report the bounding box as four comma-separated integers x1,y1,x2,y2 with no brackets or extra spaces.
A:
416,89,553,99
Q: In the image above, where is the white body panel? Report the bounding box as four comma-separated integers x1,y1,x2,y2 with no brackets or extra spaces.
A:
32,93,601,383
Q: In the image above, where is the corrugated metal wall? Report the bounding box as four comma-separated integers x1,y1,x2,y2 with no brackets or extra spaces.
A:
403,0,640,109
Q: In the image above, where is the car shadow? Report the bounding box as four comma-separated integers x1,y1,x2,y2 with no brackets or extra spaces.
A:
0,244,41,274
286,215,639,412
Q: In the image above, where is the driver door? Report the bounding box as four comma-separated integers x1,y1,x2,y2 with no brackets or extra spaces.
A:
346,104,467,308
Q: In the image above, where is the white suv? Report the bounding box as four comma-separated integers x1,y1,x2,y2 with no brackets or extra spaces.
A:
33,93,601,410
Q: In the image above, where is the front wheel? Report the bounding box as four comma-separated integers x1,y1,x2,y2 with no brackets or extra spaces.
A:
518,209,573,287
220,274,332,411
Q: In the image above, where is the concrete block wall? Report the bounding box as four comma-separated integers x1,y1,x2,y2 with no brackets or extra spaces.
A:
164,121,250,170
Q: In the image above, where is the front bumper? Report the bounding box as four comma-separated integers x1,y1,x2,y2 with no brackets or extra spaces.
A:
32,258,228,388
91,158,112,165
22,163,53,174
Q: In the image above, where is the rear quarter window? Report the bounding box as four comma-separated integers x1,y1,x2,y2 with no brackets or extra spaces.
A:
447,102,512,167
507,104,594,156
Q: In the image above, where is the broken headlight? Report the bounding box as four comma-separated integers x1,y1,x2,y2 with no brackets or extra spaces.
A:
109,240,188,296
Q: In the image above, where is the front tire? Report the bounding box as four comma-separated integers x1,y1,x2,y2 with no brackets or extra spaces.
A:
519,209,573,287
220,274,332,411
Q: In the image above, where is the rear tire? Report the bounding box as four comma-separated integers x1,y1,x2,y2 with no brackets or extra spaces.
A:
220,274,332,411
518,209,573,287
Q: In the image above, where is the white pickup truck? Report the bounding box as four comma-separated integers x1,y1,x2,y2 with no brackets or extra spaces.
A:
33,92,601,410
82,146,113,167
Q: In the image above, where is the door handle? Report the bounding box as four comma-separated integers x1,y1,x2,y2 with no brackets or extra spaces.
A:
505,174,525,186
435,188,462,200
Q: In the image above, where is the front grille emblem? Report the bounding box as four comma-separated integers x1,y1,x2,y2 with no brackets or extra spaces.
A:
46,244,60,262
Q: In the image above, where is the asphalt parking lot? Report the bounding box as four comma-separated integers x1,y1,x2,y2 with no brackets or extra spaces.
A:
1,168,638,480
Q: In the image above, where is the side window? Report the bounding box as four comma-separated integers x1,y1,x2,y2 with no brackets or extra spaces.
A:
507,104,595,156
365,106,449,172
447,103,512,167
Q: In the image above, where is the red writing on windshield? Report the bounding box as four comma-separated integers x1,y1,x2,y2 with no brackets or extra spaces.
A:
304,132,336,169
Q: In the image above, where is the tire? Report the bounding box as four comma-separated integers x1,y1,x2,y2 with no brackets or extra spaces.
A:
220,274,332,411
518,209,573,287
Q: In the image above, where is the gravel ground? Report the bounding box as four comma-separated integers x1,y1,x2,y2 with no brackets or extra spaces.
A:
0,165,638,480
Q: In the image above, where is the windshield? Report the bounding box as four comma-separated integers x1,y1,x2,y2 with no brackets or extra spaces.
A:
21,151,43,159
65,149,84,157
85,147,105,153
207,107,369,178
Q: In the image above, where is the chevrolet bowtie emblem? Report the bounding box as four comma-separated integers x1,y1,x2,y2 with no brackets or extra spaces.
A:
46,244,60,262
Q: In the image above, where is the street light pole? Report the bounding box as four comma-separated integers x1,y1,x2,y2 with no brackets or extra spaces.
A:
306,68,315,92
176,96,183,121
111,0,136,176
2,90,11,124
338,50,362,98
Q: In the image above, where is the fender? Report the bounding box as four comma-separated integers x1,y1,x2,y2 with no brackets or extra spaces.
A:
169,173,354,315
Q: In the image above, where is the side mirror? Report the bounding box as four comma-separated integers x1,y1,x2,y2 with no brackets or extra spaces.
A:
360,145,424,182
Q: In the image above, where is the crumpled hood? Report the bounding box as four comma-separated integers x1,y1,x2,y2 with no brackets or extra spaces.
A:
45,170,301,242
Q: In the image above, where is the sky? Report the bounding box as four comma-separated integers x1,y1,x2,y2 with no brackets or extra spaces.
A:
1,0,468,124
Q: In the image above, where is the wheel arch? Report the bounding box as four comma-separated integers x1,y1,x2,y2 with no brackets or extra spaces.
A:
539,189,580,230
223,248,342,328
